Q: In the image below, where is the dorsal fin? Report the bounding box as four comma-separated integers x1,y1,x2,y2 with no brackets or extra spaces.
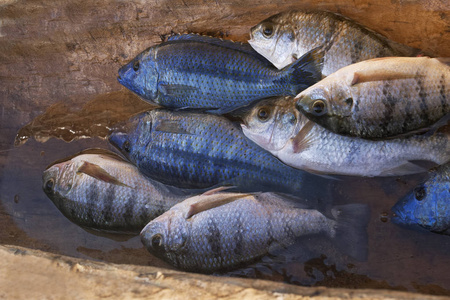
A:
351,69,423,86
45,148,127,170
184,192,253,219
166,34,273,66
77,161,131,188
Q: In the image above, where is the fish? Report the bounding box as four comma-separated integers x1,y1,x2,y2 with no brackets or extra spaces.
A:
108,109,318,196
42,150,187,233
241,97,450,177
295,57,450,139
140,188,369,273
392,163,450,235
117,34,322,114
248,10,421,76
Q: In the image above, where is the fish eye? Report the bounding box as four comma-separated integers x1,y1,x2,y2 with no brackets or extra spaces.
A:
151,234,164,250
414,186,427,201
311,100,327,116
261,23,274,38
345,98,353,107
133,61,140,72
123,141,131,153
257,107,270,121
44,179,54,193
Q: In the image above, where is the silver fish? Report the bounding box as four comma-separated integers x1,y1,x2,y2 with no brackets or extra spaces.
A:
141,188,369,273
295,57,450,139
249,10,421,76
43,151,186,233
241,97,450,177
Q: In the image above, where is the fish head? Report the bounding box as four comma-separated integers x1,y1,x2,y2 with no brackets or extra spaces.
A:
140,210,190,268
241,97,298,152
117,47,159,101
249,15,297,69
295,81,352,133
42,158,79,209
108,112,153,160
391,178,449,233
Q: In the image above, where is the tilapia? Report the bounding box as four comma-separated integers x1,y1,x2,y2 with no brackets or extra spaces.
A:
295,57,450,139
140,188,369,273
108,109,316,195
117,34,322,114
392,163,450,235
241,97,450,177
249,10,421,76
42,150,186,233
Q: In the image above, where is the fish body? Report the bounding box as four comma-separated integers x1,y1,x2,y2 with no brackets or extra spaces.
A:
141,190,369,272
42,151,186,233
117,34,322,114
295,57,450,139
108,109,313,194
249,10,420,76
392,163,450,235
242,97,450,177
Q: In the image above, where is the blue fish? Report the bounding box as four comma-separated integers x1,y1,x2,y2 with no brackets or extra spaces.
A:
117,34,323,114
391,163,450,235
108,109,319,196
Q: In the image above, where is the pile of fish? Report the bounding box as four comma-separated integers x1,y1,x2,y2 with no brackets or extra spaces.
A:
42,9,450,275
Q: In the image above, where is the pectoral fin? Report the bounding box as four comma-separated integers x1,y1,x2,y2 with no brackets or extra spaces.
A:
158,83,199,96
154,120,193,135
292,121,315,153
184,191,254,219
77,161,131,188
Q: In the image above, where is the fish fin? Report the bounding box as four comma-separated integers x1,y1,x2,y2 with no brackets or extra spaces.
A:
291,121,315,153
201,186,236,196
167,33,272,65
77,161,131,188
154,120,193,135
436,57,450,66
350,70,424,86
185,193,253,219
330,204,370,261
284,47,324,94
158,83,199,96
378,161,431,176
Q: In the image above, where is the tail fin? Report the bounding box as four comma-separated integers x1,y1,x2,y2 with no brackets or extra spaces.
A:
329,204,370,261
283,47,324,95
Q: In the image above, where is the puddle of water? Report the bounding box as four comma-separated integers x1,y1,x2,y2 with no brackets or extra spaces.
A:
1,92,450,296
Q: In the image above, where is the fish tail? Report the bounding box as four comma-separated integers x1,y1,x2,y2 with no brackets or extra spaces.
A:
283,47,324,95
329,204,370,261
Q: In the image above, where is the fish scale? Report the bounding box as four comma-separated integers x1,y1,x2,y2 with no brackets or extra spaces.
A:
242,97,450,177
108,109,315,195
295,57,450,139
42,152,187,233
141,191,369,272
117,34,322,114
249,10,420,76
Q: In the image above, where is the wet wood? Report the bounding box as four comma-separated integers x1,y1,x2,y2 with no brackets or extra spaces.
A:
1,244,447,300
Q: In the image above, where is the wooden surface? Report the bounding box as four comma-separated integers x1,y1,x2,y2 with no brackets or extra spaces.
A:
0,1,449,298
1,244,448,300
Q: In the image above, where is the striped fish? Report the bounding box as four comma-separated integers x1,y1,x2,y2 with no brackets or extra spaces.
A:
249,10,421,76
141,188,369,272
295,57,450,139
42,150,186,233
242,97,450,177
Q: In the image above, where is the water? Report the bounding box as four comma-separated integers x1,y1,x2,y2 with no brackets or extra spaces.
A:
1,91,450,296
